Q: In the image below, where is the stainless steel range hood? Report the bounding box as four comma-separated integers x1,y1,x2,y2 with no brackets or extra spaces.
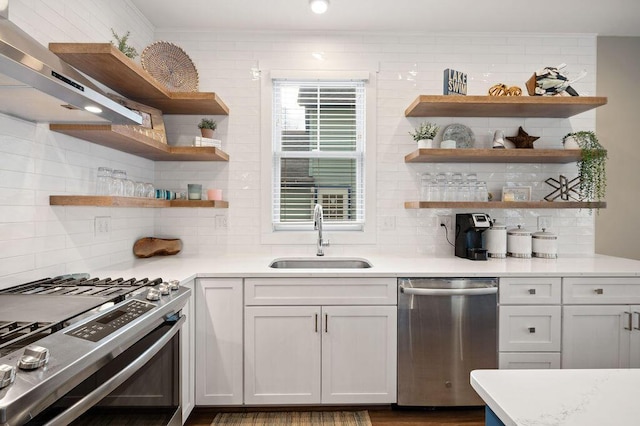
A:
0,3,141,125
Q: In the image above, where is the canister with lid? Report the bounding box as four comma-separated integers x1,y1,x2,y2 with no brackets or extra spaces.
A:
532,228,558,258
507,225,532,258
485,221,507,258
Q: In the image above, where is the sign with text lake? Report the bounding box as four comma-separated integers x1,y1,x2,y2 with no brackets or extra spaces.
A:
443,68,467,95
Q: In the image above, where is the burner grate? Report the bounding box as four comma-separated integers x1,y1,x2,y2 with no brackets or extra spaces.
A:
0,277,161,297
0,320,59,357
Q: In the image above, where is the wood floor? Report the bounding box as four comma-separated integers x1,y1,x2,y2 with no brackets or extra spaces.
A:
185,406,485,426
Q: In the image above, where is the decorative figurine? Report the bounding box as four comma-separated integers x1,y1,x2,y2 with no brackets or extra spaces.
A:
489,84,522,96
544,175,582,201
492,130,506,149
525,63,587,97
506,126,540,149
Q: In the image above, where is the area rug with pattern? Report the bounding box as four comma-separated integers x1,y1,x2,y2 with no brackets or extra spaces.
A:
210,410,372,426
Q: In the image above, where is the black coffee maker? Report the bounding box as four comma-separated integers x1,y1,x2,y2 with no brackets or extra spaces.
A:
455,213,491,261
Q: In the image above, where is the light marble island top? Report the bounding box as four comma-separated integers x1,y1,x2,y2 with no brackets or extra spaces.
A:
91,253,640,284
471,369,640,426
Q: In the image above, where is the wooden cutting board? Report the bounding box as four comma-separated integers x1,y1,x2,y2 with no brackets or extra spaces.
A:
133,237,182,258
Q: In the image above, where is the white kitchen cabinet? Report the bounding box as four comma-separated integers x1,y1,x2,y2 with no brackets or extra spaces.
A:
562,277,640,369
498,277,561,370
180,279,195,422
244,304,396,405
195,278,243,405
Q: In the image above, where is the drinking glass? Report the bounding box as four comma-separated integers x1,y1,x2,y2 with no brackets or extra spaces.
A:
420,173,433,200
96,167,112,195
124,178,135,197
110,170,126,196
134,182,146,198
144,183,155,198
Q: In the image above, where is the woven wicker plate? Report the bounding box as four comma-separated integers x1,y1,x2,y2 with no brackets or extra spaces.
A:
141,41,199,92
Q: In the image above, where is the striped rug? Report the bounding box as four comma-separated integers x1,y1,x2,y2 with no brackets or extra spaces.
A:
211,411,371,426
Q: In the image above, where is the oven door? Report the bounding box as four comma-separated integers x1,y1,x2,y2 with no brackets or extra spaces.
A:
28,315,185,426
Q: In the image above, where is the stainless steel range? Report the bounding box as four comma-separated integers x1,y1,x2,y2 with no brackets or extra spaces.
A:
0,274,190,425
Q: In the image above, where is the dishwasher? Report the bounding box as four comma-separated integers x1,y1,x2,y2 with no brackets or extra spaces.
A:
397,277,498,406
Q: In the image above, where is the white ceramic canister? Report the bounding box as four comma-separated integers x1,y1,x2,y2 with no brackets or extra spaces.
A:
507,225,532,258
532,228,558,258
485,222,507,258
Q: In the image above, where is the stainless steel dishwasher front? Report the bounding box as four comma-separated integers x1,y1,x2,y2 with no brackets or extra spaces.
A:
397,277,498,406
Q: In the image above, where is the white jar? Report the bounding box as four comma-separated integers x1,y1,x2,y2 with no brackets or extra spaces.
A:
507,225,532,258
485,222,507,258
532,228,558,258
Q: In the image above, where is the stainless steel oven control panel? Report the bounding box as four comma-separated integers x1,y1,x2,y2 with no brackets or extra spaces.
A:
65,300,155,342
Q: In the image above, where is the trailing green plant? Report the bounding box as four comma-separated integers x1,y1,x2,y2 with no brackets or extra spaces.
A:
198,118,217,130
111,28,138,59
409,122,439,141
563,130,607,207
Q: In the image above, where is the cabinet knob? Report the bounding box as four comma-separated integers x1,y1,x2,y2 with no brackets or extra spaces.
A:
594,288,604,295
528,327,536,333
528,288,536,295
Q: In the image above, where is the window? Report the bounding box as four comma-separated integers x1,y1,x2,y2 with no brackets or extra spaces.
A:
272,79,366,231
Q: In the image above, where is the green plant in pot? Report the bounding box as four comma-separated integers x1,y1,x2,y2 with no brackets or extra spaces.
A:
562,131,607,207
110,29,138,59
409,122,439,148
198,118,217,138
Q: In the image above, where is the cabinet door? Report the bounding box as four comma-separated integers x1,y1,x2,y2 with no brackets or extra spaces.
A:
321,306,397,404
244,306,321,405
195,278,243,405
562,305,631,369
499,352,561,369
629,306,640,368
180,279,195,422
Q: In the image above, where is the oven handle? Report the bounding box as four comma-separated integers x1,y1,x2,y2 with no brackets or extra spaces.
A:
401,287,497,296
43,315,185,426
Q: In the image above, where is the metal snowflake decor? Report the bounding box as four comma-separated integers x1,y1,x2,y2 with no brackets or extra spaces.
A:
545,175,582,202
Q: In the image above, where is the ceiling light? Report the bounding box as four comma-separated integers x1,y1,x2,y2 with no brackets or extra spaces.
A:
84,105,102,114
310,0,329,14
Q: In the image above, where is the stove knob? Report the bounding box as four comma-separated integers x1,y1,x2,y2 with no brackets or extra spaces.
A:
0,364,16,388
18,345,49,370
168,280,180,291
146,288,161,301
158,283,170,295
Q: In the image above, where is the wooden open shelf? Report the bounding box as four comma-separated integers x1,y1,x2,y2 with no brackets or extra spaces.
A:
405,95,607,118
49,123,229,161
49,43,229,115
405,201,606,209
49,195,229,208
405,149,582,163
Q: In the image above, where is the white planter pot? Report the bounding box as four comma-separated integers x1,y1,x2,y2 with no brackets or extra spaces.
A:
417,139,433,149
563,136,580,149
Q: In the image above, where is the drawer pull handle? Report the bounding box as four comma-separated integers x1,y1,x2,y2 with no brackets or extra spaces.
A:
315,313,318,333
594,288,604,295
528,289,536,295
528,327,536,333
325,314,328,333
625,312,633,331
635,312,640,331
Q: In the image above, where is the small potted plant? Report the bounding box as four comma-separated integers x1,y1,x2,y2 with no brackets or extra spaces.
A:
409,122,439,148
562,131,607,207
110,29,138,59
198,118,217,138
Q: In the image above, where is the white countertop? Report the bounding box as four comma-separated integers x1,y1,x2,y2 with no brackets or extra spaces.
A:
92,253,640,284
471,369,640,426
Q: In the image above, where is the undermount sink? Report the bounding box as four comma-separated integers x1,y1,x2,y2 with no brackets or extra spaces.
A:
269,257,373,269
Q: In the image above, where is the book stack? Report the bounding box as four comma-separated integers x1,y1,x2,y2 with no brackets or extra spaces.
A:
194,136,222,148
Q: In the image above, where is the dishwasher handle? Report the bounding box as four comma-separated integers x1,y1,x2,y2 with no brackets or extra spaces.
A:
401,286,497,296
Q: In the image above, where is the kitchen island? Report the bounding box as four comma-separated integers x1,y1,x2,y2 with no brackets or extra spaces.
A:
471,369,640,426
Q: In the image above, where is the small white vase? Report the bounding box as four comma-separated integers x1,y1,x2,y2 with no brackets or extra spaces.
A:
563,136,580,149
417,139,433,149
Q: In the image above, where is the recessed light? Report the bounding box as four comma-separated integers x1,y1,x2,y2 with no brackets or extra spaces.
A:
84,106,102,114
310,0,329,14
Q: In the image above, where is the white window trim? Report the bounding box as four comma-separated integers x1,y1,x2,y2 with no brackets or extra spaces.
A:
260,70,377,246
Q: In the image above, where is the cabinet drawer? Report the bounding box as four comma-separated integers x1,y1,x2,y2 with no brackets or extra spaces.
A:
563,277,640,304
244,278,397,306
499,277,561,305
499,352,560,369
499,306,561,352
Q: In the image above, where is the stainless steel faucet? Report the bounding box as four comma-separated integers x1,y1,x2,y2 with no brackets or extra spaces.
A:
313,203,329,256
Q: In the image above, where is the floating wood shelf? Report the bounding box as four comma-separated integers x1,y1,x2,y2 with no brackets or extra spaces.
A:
405,149,582,163
49,123,229,161
49,195,229,208
49,43,229,115
405,95,607,118
404,201,606,209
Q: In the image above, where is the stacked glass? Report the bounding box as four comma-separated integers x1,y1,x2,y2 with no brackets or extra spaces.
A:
420,172,489,202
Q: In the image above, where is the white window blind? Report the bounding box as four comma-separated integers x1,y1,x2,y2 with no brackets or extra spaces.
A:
272,79,366,230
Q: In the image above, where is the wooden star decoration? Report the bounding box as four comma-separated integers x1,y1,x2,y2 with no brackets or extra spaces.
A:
506,126,539,149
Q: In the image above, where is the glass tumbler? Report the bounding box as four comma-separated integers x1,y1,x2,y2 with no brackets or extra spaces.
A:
144,183,155,198
124,178,135,197
96,167,112,195
134,182,146,197
111,170,126,196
